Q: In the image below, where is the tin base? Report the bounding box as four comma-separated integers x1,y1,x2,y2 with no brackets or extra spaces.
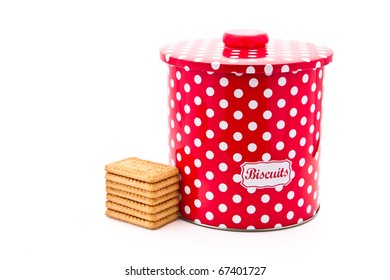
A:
180,206,320,232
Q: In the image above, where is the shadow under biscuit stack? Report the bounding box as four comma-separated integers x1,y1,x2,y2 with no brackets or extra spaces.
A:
104,157,180,229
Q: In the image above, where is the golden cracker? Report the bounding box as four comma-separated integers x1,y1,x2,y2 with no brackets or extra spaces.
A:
106,187,178,206
106,180,179,198
106,201,179,222
105,172,179,191
105,209,178,230
105,157,179,183
106,193,179,213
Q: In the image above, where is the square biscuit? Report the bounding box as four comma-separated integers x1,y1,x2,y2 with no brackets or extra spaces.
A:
106,187,179,206
105,172,179,192
106,180,179,198
105,209,178,230
106,193,179,213
106,201,179,222
105,157,179,183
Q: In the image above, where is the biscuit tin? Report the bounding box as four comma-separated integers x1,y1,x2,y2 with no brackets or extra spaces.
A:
160,30,333,230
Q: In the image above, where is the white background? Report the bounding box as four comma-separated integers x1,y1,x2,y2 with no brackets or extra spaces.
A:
1,1,389,279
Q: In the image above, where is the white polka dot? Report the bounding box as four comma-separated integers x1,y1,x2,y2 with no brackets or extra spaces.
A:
281,65,290,73
170,79,174,88
247,187,256,194
206,108,214,118
184,186,191,195
176,71,181,80
218,224,227,229
314,171,318,180
288,150,296,159
194,159,201,168
301,116,307,126
307,205,312,214
274,224,282,229
276,141,284,150
206,129,214,139
219,121,228,130
262,131,272,141
277,120,285,129
184,205,190,214
299,158,306,167
184,83,191,92
248,100,258,109
248,143,257,152
298,198,304,207
248,121,257,131
289,129,297,138
311,83,317,92
233,194,242,203
301,95,308,105
234,89,243,98
247,226,255,230
261,194,270,203
205,211,214,220
205,191,214,200
233,132,243,141
290,108,298,117
278,77,287,86
194,75,202,84
218,204,227,212
308,145,314,154
194,199,201,208
307,185,313,194
220,77,229,87
298,178,305,187
319,69,323,79
290,86,298,95
274,203,283,212
176,132,182,142
194,117,202,126
219,99,228,108
302,74,309,83
206,171,214,180
246,66,255,73
176,112,181,121
263,110,272,119
308,165,313,174
184,125,191,134
264,64,273,75
277,99,286,108
176,153,182,162
232,215,241,224
309,124,315,133
234,111,243,120
247,205,256,214
206,87,214,96
261,215,270,223
219,163,228,172
219,183,227,192
287,191,295,199
194,96,202,105
263,88,273,98
184,146,190,154
314,191,318,199
233,153,242,162
194,138,201,147
176,92,181,101
249,78,258,87
317,111,321,120
211,61,220,70
184,66,190,71
206,150,214,159
184,105,190,113
275,185,283,192
184,166,190,174
300,137,306,146
194,179,201,188
170,99,174,108
262,153,271,161
287,211,294,220
318,91,322,100
219,142,228,151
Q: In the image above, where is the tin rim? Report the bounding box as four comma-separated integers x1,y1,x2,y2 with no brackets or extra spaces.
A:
179,206,320,232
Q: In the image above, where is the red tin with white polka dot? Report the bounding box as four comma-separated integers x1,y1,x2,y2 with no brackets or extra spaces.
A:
160,30,333,230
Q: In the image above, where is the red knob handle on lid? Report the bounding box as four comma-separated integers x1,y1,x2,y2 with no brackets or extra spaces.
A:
223,30,269,49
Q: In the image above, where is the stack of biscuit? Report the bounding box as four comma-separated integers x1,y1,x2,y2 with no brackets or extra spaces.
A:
104,157,180,229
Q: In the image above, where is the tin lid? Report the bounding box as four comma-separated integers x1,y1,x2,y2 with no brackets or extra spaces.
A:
160,30,333,74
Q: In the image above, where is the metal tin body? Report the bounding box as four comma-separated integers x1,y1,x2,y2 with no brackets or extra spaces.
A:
160,30,333,230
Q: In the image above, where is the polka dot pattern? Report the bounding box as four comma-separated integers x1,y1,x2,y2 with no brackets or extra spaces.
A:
162,35,332,230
